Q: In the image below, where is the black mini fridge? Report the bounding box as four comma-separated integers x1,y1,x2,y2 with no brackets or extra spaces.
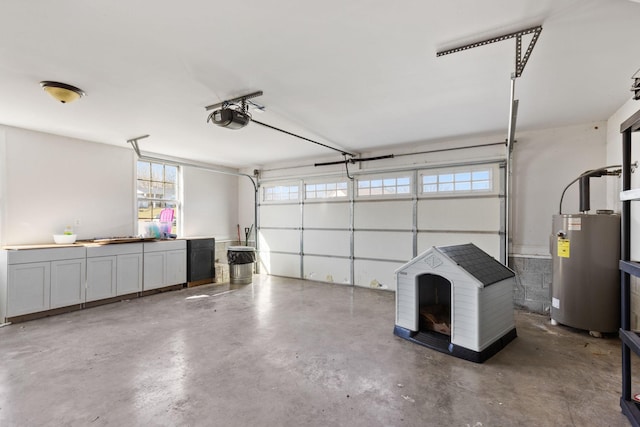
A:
187,238,215,287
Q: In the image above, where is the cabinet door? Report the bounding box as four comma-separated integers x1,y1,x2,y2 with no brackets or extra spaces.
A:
143,251,166,290
51,258,86,309
7,262,51,317
117,253,143,295
166,249,187,286
86,256,117,302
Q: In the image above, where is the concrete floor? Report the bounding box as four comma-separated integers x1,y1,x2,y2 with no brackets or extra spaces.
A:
0,274,632,426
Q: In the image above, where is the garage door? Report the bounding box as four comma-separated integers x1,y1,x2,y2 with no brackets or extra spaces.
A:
258,161,505,290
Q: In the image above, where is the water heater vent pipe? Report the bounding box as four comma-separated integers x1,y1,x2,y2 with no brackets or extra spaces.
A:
558,165,624,214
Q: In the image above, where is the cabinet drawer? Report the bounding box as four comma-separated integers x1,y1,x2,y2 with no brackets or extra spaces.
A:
8,247,86,264
87,243,143,257
144,240,186,253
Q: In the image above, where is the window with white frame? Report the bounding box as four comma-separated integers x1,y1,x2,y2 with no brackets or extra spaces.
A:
305,181,348,200
263,184,300,202
356,175,412,197
421,168,493,194
137,161,180,234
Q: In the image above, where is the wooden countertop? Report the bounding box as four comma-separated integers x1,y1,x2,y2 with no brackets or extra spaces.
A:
3,237,172,250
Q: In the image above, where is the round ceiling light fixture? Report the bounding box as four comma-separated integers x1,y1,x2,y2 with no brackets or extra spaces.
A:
40,81,85,103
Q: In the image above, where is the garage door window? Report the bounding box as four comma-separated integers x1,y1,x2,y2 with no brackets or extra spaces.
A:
305,181,348,200
357,175,412,198
263,184,300,202
421,168,493,195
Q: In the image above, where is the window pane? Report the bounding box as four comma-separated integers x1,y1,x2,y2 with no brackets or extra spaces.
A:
337,182,347,190
439,183,454,192
384,186,396,195
455,182,471,191
316,184,326,191
326,183,336,191
423,175,437,184
371,180,382,188
383,178,396,187
306,184,316,192
165,166,178,184
359,188,370,196
151,182,163,199
151,163,164,181
138,201,152,219
423,184,437,192
439,174,454,183
151,202,165,220
137,162,151,180
397,177,410,186
455,172,471,182
165,183,176,199
137,180,150,197
397,185,410,194
358,180,369,188
472,171,490,180
371,187,383,195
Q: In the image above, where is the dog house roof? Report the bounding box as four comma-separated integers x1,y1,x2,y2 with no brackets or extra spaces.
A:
437,244,514,286
396,243,514,287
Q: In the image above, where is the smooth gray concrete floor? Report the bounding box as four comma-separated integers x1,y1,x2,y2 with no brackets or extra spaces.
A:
0,274,632,426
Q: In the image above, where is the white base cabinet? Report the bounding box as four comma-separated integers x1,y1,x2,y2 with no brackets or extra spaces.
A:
143,240,186,290
1,240,187,322
7,262,50,317
50,258,86,309
86,243,143,301
2,247,86,319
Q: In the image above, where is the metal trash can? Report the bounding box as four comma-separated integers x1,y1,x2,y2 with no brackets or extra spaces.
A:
227,246,255,284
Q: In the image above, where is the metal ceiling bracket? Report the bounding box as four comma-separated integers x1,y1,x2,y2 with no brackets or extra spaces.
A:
126,134,150,157
205,91,264,111
437,25,542,78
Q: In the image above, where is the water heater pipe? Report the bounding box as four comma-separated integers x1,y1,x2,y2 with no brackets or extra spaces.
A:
558,165,623,214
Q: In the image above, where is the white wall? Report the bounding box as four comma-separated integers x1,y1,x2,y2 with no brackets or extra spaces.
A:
182,167,238,241
0,125,135,244
0,125,241,246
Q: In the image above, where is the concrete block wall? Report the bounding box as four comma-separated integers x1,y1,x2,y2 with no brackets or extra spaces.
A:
510,256,552,314
214,240,233,283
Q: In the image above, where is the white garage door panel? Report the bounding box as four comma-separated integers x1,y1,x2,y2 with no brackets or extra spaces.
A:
303,230,350,256
259,229,300,253
417,233,501,260
354,259,402,291
260,204,301,228
354,200,413,230
303,256,350,284
304,203,350,228
260,252,301,278
417,198,500,231
354,231,413,261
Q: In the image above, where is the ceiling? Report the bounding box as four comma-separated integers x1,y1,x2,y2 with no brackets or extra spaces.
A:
1,0,639,168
